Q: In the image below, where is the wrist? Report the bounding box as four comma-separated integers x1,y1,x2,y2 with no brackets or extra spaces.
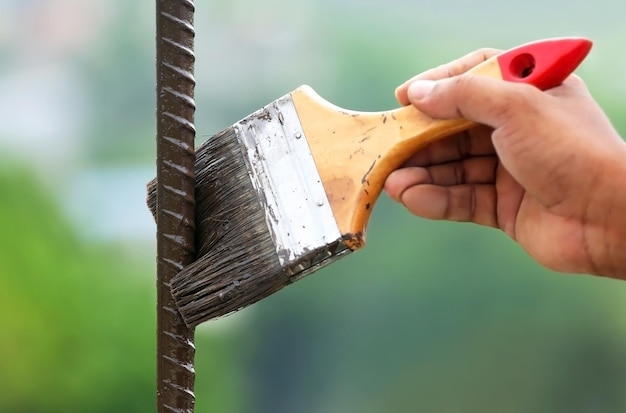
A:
591,142,626,279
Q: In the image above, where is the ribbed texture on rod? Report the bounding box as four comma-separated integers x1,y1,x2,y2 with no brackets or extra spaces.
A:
155,0,196,411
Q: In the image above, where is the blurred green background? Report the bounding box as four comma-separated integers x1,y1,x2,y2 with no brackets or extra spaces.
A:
2,0,626,412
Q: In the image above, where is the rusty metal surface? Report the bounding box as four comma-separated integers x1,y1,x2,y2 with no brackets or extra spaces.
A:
155,0,196,411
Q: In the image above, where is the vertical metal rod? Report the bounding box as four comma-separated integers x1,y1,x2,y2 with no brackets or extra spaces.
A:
155,0,196,411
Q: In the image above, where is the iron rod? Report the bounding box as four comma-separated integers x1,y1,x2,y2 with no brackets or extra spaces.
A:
155,0,196,411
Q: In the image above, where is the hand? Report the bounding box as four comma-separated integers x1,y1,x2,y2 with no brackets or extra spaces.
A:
385,48,626,279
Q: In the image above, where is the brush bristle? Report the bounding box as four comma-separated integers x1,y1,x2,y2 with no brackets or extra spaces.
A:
147,127,289,326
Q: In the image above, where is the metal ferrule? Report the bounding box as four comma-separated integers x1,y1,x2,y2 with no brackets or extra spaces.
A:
234,94,351,278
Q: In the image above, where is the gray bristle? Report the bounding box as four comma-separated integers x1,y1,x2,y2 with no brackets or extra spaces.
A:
147,127,289,327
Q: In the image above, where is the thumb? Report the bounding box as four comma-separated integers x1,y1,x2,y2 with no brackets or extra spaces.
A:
406,74,569,207
406,75,544,129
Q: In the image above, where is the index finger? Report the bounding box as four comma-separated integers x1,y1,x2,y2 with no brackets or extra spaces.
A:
395,48,500,106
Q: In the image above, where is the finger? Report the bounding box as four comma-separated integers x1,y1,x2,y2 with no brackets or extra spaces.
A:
385,156,497,202
395,48,500,106
402,126,494,168
546,74,591,99
426,156,498,186
399,184,498,228
384,167,430,202
493,165,524,239
406,75,545,129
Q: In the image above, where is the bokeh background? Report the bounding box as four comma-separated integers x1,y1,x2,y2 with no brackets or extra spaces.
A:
2,0,626,412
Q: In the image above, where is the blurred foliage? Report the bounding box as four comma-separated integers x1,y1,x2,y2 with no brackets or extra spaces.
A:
0,164,244,412
0,163,153,412
2,0,626,412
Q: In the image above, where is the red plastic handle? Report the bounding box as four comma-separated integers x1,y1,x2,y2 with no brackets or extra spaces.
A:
497,37,592,90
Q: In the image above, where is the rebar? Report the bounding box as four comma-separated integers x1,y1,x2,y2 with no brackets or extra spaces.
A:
155,0,196,411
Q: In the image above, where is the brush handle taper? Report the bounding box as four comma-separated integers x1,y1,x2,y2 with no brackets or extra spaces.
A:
291,37,591,249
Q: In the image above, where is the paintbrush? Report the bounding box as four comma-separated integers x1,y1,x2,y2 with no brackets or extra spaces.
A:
146,37,592,327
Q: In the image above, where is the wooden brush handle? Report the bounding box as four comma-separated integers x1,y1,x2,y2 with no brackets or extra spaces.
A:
291,60,499,249
291,37,591,249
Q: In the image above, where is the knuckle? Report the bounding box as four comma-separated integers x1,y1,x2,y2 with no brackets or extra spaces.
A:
494,84,542,123
454,162,467,184
475,47,501,59
509,85,542,113
453,73,478,91
447,75,479,117
568,73,582,83
469,187,478,222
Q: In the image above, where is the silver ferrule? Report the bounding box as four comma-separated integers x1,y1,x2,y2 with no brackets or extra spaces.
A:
234,93,351,278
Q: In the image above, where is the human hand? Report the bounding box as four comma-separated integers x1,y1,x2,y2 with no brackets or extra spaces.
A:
385,48,626,279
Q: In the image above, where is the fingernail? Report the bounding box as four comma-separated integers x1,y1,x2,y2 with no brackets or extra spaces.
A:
407,80,435,101
394,85,403,98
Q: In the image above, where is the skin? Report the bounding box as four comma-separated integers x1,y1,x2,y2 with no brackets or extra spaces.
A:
384,49,626,279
